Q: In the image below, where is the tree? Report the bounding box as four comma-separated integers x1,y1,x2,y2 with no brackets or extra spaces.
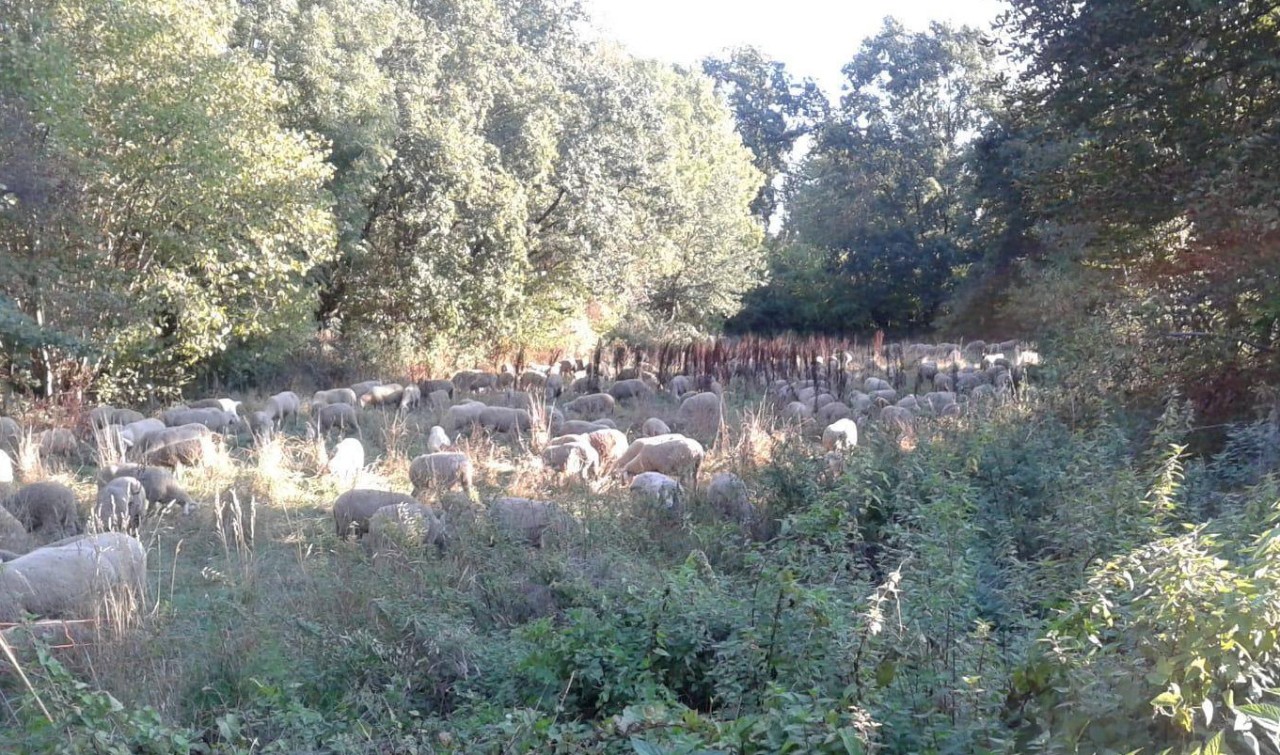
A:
702,47,828,227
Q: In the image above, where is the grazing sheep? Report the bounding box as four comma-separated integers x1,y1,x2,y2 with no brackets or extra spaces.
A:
445,401,487,434
814,394,836,410
451,371,483,393
545,374,564,398
971,384,997,401
569,375,597,395
542,437,600,479
5,481,80,539
409,453,475,496
879,406,914,432
917,362,939,384
95,477,146,533
313,388,358,407
559,420,610,435
399,385,422,412
864,377,892,393
933,372,954,392
676,392,722,441
0,505,31,554
0,532,147,622
0,448,11,485
921,392,957,414
360,383,405,409
315,403,358,435
90,407,147,430
367,502,448,553
244,410,276,441
783,401,813,422
849,393,874,415
706,472,755,524
479,406,532,435
327,438,365,484
822,418,859,452
266,391,301,426
350,380,382,400
116,418,165,451
37,428,80,458
97,465,195,515
609,378,653,402
641,418,671,437
428,389,452,411
140,423,214,467
332,489,419,540
870,389,898,405
1,416,19,451
489,497,565,548
816,402,851,425
188,398,242,415
629,472,682,513
586,428,630,470
162,408,238,434
955,372,985,393
495,390,538,413
896,395,921,413
426,426,451,453
420,379,454,399
518,371,547,392
618,435,704,485
564,393,615,418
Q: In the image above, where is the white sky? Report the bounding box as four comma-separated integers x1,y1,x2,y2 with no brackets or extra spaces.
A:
583,0,1009,98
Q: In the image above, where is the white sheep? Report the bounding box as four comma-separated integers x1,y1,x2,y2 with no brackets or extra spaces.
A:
629,472,682,514
641,418,671,437
366,502,448,553
706,472,755,525
617,435,704,485
426,426,451,453
313,388,358,407
399,385,422,412
676,392,722,442
327,438,365,484
5,481,81,539
332,489,418,539
409,453,475,496
563,393,615,418
0,532,147,622
822,418,859,452
95,477,146,534
542,437,600,480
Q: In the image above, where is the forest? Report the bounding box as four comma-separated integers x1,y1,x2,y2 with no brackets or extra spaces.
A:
1,0,1279,753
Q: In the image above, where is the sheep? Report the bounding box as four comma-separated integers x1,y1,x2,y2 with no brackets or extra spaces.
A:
864,377,892,393
426,426,451,453
518,371,547,392
332,489,418,540
315,403,358,435
94,477,146,533
0,532,147,622
629,472,682,514
451,370,484,393
559,420,612,435
489,497,566,548
676,392,722,442
244,410,276,441
586,428,630,470
350,380,382,400
896,395,921,413
90,407,147,430
921,392,957,415
542,437,600,480
360,383,405,409
816,402,851,425
366,502,448,553
569,375,596,394
444,401,487,434
188,398,241,415
495,390,538,413
618,435,704,485
37,428,80,458
783,401,813,422
933,372,954,392
428,389,452,411
706,472,755,525
409,453,475,496
327,438,365,484
162,407,238,434
139,423,214,467
97,465,195,515
871,389,898,405
814,394,836,410
917,362,939,384
879,406,914,432
479,406,532,435
0,448,12,485
266,391,301,426
545,374,564,398
4,481,80,539
609,378,653,402
116,418,165,451
822,418,859,452
0,416,19,451
563,393,615,418
420,379,454,399
849,392,874,415
399,385,422,412
313,388,358,407
0,504,31,554
641,417,671,437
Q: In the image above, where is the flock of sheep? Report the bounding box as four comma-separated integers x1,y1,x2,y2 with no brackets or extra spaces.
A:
0,338,1037,633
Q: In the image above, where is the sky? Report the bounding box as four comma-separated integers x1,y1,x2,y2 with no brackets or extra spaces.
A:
582,0,1009,98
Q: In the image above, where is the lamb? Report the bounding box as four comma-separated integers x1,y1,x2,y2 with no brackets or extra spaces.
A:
489,497,566,548
676,392,722,441
822,418,859,452
315,403,358,435
366,502,448,553
706,472,755,525
542,437,600,480
609,378,653,402
617,435,704,485
37,428,80,458
629,472,682,514
426,426,451,453
332,489,419,539
409,452,475,496
563,393,615,418
139,423,214,467
95,477,146,533
4,481,81,539
478,406,532,435
97,465,195,515
399,385,422,412
641,418,671,437
0,532,147,622
327,438,365,484
359,383,405,409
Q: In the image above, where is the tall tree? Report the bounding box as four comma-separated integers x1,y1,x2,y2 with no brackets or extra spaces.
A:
701,47,827,227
